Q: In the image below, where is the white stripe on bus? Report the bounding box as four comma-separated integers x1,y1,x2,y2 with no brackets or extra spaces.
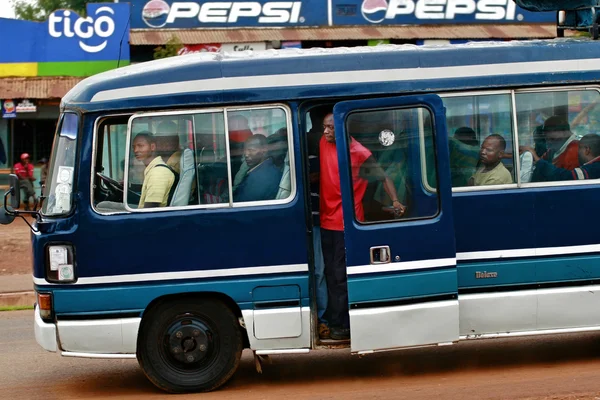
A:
33,263,309,286
346,257,456,275
457,243,600,261
91,58,600,102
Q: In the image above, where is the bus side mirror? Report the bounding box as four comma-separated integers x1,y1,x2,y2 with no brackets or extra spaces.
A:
0,207,15,225
8,174,20,210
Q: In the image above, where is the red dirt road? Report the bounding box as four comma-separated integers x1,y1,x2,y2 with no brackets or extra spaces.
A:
0,217,32,276
3,310,600,400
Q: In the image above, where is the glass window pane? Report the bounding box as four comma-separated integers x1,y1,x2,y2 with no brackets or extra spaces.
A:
342,107,439,224
194,112,229,205
228,107,292,203
129,114,197,209
516,89,600,183
443,94,515,188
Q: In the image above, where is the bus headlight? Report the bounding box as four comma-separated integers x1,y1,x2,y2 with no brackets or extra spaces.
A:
46,244,76,283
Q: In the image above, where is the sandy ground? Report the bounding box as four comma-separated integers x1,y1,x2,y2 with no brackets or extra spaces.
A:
0,217,32,276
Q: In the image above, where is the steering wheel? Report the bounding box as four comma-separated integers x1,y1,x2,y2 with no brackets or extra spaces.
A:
96,172,124,195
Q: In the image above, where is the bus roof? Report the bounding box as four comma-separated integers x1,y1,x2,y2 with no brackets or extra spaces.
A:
63,38,600,112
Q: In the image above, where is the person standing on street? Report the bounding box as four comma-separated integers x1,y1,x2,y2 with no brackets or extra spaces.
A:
14,153,37,211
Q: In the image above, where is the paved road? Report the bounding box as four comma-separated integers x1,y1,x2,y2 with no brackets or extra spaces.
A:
3,310,600,399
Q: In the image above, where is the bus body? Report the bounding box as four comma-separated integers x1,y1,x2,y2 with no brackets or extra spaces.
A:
10,38,600,392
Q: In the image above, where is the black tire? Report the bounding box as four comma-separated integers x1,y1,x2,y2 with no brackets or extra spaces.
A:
137,298,243,393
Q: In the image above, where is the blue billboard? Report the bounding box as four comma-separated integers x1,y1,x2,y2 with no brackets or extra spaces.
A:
130,0,328,28
332,0,555,25
129,0,555,29
0,3,130,77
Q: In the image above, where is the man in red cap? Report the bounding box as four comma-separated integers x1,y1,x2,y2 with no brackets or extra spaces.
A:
13,153,37,210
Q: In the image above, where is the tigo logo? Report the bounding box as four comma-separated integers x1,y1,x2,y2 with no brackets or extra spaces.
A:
48,6,117,53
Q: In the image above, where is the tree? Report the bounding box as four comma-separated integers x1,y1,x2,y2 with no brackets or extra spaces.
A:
153,36,184,60
12,0,105,21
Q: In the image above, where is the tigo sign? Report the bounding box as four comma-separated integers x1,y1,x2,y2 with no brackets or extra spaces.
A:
0,3,130,77
48,6,118,53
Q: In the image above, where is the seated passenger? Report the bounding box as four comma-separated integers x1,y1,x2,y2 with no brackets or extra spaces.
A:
468,134,513,186
541,116,581,170
448,132,480,187
233,134,282,202
454,126,478,147
155,120,182,174
228,114,253,176
133,132,176,208
520,134,600,181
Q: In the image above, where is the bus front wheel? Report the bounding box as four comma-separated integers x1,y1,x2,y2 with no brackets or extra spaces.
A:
136,298,243,393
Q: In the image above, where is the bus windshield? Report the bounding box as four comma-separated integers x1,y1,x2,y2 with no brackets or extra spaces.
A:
41,112,79,216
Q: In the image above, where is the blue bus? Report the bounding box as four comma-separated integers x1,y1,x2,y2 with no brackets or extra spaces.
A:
3,37,600,393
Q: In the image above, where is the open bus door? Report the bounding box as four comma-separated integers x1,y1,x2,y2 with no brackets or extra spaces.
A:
332,95,459,353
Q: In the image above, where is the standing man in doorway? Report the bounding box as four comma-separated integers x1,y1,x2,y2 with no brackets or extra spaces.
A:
320,112,406,340
14,153,37,211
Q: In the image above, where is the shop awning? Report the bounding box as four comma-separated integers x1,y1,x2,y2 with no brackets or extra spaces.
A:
130,24,560,45
0,77,84,99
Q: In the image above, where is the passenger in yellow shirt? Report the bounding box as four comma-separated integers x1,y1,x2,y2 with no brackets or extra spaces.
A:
133,132,176,208
468,134,513,187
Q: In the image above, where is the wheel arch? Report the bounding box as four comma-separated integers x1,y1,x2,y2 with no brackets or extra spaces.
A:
137,291,250,349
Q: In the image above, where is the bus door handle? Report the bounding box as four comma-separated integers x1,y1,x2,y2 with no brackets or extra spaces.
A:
370,245,391,265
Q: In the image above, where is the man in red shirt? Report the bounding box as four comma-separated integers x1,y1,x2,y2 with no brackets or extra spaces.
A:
319,113,406,340
13,153,37,210
542,116,580,170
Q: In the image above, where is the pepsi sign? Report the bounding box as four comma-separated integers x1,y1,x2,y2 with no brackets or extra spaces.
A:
130,0,327,28
333,0,555,25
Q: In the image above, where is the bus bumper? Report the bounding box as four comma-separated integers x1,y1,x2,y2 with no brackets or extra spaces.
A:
34,305,57,352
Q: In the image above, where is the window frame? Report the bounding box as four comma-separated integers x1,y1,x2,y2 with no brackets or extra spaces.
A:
90,113,133,216
513,85,600,190
440,89,519,193
440,85,600,193
89,103,295,214
343,104,442,226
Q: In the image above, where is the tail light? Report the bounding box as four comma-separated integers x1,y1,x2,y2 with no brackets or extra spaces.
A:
37,292,53,320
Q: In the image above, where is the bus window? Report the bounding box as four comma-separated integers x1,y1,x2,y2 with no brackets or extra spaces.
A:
343,107,439,223
443,93,515,188
93,116,133,212
126,114,196,209
227,107,291,204
515,89,600,183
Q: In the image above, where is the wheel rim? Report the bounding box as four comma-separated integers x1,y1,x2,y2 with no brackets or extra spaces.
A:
158,312,220,374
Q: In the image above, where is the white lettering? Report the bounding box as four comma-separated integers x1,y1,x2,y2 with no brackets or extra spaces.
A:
415,0,446,19
200,3,231,23
506,0,516,20
73,16,94,39
290,1,301,23
166,2,200,23
228,2,262,23
94,15,115,38
476,0,507,20
48,13,62,37
47,7,117,53
63,10,74,38
385,0,415,19
445,0,475,18
260,2,291,23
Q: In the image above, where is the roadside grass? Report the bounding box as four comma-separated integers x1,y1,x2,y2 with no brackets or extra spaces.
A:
0,305,34,312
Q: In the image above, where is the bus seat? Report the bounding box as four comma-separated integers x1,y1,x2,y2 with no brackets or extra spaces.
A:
170,148,195,207
276,152,291,200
